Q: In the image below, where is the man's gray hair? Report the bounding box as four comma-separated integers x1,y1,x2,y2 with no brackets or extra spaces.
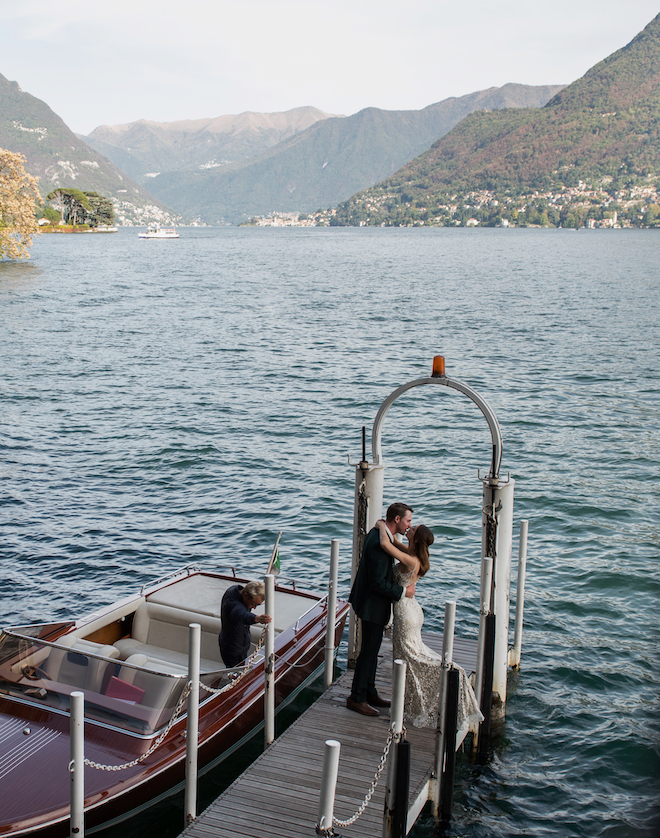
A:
243,580,265,599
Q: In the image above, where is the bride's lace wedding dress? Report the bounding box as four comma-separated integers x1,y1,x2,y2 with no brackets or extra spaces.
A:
392,566,483,730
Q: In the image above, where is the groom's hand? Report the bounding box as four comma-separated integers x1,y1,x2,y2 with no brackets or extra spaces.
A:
404,583,416,598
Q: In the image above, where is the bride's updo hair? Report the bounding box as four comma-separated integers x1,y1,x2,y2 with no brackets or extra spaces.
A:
412,525,434,577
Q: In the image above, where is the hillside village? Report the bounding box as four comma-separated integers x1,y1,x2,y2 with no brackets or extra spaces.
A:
245,174,660,228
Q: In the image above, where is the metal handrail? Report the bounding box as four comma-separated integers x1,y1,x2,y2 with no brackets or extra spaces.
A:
371,374,503,479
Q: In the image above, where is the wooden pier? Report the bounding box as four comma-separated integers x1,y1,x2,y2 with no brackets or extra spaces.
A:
179,632,477,838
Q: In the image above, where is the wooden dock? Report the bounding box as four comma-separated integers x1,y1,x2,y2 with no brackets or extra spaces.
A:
179,632,477,838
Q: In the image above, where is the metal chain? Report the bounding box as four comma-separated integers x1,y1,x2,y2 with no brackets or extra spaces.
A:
200,629,267,696
332,726,398,828
81,682,192,772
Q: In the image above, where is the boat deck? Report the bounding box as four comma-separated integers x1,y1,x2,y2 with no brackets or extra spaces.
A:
179,631,478,838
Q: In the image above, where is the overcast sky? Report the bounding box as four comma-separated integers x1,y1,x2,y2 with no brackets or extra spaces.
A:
0,1,657,135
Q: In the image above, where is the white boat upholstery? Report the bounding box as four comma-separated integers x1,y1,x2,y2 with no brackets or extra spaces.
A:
147,575,316,633
114,602,228,671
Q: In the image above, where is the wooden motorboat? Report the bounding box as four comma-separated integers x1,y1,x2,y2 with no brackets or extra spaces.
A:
0,566,349,836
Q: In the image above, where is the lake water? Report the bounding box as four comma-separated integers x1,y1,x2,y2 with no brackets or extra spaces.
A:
1,227,658,837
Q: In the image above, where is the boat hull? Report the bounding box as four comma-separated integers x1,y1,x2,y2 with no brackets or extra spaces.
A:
0,572,348,837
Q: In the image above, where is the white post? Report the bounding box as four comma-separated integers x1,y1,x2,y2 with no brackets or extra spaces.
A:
432,601,456,815
481,478,514,707
473,556,494,712
510,520,528,668
324,540,340,689
264,573,276,746
383,659,407,838
349,462,385,666
317,739,341,836
184,623,201,825
69,690,85,838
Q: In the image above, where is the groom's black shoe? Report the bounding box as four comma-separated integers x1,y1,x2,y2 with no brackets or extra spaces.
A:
347,698,379,716
367,695,391,708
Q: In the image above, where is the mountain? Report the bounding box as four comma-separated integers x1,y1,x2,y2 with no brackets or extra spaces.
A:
333,14,660,226
82,107,337,181
0,73,178,225
99,85,563,224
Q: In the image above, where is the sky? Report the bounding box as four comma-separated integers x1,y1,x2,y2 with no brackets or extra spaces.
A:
0,0,658,136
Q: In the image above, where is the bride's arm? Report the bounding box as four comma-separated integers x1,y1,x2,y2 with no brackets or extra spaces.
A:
375,520,417,571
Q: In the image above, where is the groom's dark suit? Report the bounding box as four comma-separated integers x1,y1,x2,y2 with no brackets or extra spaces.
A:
349,526,404,705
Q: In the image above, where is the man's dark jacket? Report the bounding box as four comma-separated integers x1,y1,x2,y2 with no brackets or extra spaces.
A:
349,527,403,625
218,585,256,667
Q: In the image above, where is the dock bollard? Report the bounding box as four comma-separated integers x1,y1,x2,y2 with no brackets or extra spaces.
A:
185,623,201,825
324,540,340,690
69,690,85,838
264,574,276,746
510,520,529,668
316,739,341,836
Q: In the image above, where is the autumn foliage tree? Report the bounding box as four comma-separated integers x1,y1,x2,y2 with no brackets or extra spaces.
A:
0,148,41,259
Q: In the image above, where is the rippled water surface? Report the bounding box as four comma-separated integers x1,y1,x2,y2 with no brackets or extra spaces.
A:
1,227,658,836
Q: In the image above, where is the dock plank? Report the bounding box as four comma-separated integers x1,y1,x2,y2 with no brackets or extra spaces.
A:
179,633,478,838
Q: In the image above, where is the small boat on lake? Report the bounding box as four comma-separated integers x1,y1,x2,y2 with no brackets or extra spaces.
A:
138,225,179,239
0,566,348,836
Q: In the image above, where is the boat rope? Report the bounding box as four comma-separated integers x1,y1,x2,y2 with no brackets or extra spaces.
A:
325,725,400,829
79,682,192,772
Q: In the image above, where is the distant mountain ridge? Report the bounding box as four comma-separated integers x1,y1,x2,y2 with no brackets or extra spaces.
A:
0,73,176,225
333,14,660,226
109,84,563,223
83,107,337,181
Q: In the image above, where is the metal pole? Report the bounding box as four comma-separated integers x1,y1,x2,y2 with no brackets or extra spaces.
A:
440,668,460,824
384,659,406,838
432,601,456,817
317,739,341,837
69,690,84,838
324,539,340,689
473,556,493,719
264,573,275,746
477,612,496,758
184,623,200,825
510,520,529,668
393,739,411,838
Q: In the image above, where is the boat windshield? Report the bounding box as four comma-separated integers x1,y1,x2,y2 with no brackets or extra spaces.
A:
0,629,189,735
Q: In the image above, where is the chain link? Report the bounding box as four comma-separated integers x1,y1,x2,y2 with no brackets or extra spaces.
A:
331,725,399,828
81,682,192,772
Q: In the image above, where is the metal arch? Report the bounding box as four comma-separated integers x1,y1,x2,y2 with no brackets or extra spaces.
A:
371,375,503,478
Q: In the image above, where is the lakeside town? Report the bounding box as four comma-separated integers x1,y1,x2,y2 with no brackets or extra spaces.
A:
246,175,660,228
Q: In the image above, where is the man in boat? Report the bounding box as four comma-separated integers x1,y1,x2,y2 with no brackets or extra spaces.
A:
347,502,416,716
219,580,272,667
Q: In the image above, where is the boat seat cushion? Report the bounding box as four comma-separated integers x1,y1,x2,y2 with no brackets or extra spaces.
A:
114,602,230,669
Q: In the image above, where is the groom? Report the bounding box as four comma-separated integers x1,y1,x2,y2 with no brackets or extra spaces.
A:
347,502,416,716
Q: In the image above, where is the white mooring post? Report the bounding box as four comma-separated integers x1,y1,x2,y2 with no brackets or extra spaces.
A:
510,520,529,668
432,600,456,816
481,477,514,707
383,659,407,838
324,539,340,689
317,739,341,836
185,622,201,825
264,573,276,746
69,690,85,838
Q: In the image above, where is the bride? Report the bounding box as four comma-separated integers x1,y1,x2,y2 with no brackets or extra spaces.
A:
375,520,482,730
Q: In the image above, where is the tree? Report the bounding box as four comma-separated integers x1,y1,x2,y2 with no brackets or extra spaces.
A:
46,188,91,226
0,148,41,260
83,192,115,227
